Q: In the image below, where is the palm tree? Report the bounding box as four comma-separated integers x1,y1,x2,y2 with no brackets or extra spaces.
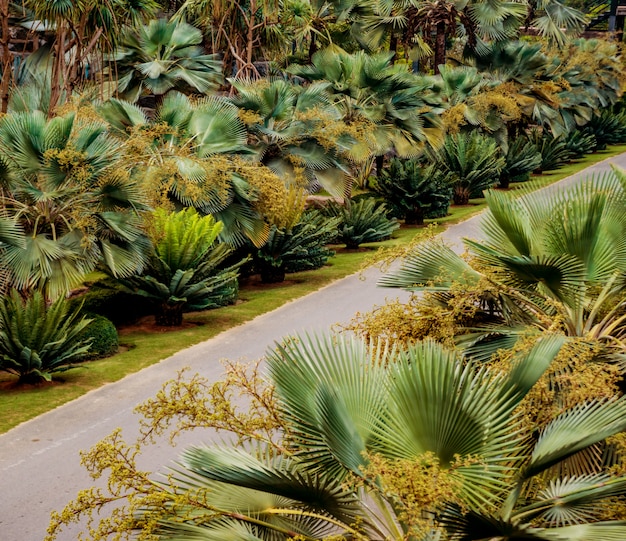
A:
113,18,222,103
125,332,626,540
23,0,158,113
349,0,526,73
379,171,626,364
0,109,151,299
229,78,354,197
99,92,278,248
288,48,443,160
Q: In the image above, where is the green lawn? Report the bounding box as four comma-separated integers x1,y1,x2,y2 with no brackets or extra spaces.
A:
2,144,626,435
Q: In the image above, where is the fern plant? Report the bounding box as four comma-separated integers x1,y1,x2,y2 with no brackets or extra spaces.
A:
374,158,453,224
254,211,341,283
118,208,244,326
0,291,92,383
326,198,399,249
428,133,504,205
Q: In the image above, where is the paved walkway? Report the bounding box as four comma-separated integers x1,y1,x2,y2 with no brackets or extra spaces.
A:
2,152,626,541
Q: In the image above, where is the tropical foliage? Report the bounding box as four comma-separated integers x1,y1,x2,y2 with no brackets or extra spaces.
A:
46,331,626,540
254,210,341,283
325,197,399,249
428,132,505,204
379,171,626,369
373,157,452,223
0,109,150,300
116,208,243,326
112,18,222,103
0,291,92,383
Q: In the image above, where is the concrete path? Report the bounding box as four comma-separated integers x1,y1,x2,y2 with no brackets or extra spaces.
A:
2,152,626,541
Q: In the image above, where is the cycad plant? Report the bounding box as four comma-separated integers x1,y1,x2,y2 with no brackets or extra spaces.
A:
582,109,626,150
499,135,542,188
428,132,505,205
528,128,571,172
0,291,92,383
325,197,399,249
117,208,244,326
374,157,452,224
254,210,341,283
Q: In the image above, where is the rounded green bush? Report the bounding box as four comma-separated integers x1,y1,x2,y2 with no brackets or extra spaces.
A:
75,315,119,360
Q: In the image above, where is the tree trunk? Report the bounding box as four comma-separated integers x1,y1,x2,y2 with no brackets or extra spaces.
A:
405,206,425,225
453,185,470,205
434,22,446,74
259,263,286,284
0,0,12,113
155,302,185,326
375,154,385,177
389,35,398,63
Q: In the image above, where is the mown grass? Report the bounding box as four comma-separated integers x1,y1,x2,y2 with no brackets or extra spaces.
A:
2,144,626,434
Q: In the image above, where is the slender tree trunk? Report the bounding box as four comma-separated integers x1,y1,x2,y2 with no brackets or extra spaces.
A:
49,25,67,116
389,35,398,63
375,154,385,177
0,0,12,113
434,22,446,74
308,33,317,61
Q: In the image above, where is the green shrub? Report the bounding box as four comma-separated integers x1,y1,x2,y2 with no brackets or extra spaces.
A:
428,132,504,205
75,315,119,360
0,291,92,383
527,128,571,172
326,198,399,249
499,136,542,188
373,158,453,224
254,211,341,283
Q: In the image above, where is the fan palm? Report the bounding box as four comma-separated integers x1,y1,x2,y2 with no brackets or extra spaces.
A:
0,110,150,300
229,78,354,197
133,332,626,540
349,0,526,71
379,171,626,363
113,18,222,103
288,48,443,158
99,92,275,248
